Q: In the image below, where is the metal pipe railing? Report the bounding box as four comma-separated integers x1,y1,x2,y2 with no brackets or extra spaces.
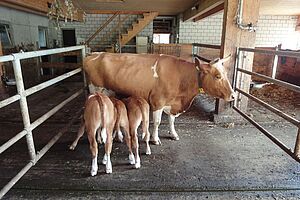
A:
234,47,300,163
0,45,86,198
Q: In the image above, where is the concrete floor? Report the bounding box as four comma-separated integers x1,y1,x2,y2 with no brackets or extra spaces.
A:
0,81,299,199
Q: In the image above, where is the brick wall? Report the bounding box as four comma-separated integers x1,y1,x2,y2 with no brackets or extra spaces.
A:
57,14,153,49
179,12,300,49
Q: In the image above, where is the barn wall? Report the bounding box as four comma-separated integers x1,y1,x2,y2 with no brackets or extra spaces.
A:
57,14,153,50
0,6,58,49
179,12,300,50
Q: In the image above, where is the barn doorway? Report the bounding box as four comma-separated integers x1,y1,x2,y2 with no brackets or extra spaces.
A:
62,29,77,63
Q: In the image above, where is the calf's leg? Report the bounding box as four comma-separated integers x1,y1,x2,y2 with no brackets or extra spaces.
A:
87,129,98,176
103,129,113,174
69,121,85,150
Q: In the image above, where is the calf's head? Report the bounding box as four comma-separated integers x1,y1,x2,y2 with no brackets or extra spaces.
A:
195,55,235,102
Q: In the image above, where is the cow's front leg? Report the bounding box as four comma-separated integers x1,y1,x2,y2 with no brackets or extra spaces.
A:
151,109,163,145
168,114,179,140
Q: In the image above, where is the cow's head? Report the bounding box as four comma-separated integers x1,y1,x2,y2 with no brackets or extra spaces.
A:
195,55,235,101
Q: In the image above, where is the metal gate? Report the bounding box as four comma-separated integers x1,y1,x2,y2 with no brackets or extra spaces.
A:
0,45,86,198
233,47,300,163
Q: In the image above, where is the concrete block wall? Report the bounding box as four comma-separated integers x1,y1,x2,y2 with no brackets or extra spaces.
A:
179,12,300,49
57,14,153,47
179,13,223,45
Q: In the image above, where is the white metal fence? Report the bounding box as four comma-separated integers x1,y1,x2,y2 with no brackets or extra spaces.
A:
0,45,86,198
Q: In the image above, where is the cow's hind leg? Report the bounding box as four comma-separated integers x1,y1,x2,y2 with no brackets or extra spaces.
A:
151,109,163,145
131,126,141,169
168,114,179,140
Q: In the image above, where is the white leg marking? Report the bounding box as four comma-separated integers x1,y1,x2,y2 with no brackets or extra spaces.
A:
91,154,98,176
151,109,163,145
135,155,141,169
101,128,107,144
102,153,108,165
146,142,151,155
117,130,123,143
168,115,179,140
129,153,135,165
105,154,112,174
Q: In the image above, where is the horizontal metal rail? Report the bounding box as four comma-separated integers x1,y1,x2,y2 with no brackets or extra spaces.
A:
0,45,86,198
30,88,84,131
0,106,83,198
233,106,300,163
0,130,27,154
24,68,82,97
192,43,221,49
236,88,300,127
0,94,20,109
239,47,300,58
238,68,300,93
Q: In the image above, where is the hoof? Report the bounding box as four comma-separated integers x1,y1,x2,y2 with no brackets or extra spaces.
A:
170,135,179,141
146,148,151,155
129,154,135,165
106,168,112,174
91,168,98,176
69,145,75,150
150,138,161,145
135,162,141,169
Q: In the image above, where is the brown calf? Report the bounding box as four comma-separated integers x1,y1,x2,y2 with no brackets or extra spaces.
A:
70,92,116,175
123,96,151,169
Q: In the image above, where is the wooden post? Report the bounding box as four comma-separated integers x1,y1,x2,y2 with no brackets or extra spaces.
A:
216,0,260,114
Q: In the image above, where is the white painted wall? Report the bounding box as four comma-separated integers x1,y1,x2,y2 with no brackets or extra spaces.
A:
0,6,57,48
179,12,300,50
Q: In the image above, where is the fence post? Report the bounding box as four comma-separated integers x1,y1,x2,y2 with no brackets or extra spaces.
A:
12,57,36,162
81,47,88,96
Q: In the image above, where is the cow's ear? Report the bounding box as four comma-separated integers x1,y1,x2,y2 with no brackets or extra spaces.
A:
195,57,210,73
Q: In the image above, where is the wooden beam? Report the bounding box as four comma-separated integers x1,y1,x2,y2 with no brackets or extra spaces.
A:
193,2,224,22
216,0,260,114
183,0,224,22
86,10,149,14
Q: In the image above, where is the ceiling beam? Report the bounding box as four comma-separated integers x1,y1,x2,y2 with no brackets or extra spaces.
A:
86,10,151,14
193,2,224,22
182,0,224,22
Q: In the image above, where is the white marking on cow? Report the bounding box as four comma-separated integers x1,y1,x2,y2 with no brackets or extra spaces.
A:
151,108,163,144
102,153,107,165
135,155,141,169
91,154,98,176
160,54,163,56
88,83,102,94
151,60,159,78
168,115,179,140
129,153,135,165
100,128,107,144
117,130,123,142
105,154,112,174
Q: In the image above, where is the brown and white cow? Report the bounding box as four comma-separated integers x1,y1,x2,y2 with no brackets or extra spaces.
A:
83,52,235,145
70,92,116,175
123,96,151,168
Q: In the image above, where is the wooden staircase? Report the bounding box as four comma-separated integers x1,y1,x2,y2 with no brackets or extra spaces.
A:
106,11,158,52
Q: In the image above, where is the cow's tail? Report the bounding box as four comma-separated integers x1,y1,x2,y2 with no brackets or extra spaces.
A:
136,98,150,141
95,93,106,130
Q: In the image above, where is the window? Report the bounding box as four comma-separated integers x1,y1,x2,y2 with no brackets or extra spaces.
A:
153,33,170,44
38,27,47,48
0,24,13,47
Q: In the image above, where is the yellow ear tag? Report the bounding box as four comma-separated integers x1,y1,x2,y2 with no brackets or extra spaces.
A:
199,88,205,94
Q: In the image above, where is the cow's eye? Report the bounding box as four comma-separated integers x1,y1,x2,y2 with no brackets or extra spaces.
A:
215,74,221,79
